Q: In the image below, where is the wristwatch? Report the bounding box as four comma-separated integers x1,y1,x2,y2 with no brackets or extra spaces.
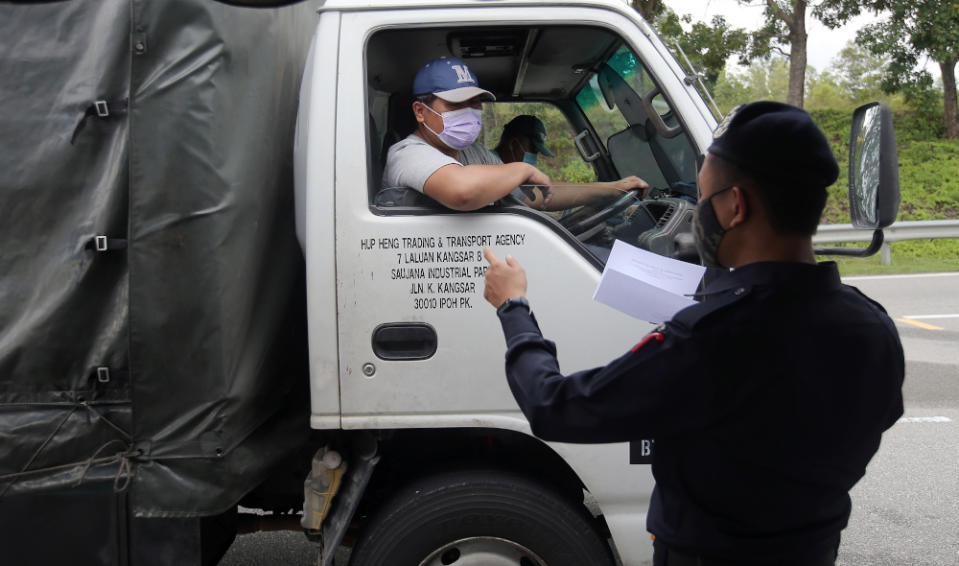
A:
497,296,530,315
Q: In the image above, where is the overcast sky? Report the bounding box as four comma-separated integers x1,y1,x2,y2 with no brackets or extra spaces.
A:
664,0,880,73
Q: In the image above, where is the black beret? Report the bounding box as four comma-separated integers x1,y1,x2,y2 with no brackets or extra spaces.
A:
708,101,839,189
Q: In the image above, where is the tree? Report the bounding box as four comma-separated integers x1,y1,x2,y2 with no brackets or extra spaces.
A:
648,8,751,93
736,1,810,107
840,1,959,139
827,41,890,104
630,0,665,22
735,1,874,108
805,70,849,109
714,56,791,111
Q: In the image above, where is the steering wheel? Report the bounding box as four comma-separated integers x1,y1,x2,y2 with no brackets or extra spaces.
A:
561,191,641,238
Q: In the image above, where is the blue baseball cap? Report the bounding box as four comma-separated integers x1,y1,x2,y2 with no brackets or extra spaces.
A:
412,57,495,103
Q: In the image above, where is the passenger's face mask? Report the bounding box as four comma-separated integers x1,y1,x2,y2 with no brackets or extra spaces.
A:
692,186,734,268
511,139,538,166
422,103,482,150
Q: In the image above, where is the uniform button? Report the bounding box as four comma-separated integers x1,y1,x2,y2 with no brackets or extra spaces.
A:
734,287,745,295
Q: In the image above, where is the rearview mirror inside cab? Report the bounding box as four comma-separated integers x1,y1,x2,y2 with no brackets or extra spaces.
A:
849,102,900,230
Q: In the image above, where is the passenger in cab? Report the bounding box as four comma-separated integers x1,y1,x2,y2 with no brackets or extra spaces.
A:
462,114,648,210
381,57,551,211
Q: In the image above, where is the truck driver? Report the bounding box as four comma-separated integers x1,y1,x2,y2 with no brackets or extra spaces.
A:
381,56,551,211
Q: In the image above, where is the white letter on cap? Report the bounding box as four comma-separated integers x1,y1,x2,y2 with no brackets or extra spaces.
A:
451,65,473,84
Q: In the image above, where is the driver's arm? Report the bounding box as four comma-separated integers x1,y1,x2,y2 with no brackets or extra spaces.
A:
424,162,551,211
539,176,648,211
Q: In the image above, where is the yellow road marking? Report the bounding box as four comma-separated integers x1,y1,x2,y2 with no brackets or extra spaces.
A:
896,317,944,331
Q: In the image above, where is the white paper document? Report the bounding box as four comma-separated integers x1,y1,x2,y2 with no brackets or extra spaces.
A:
593,240,706,323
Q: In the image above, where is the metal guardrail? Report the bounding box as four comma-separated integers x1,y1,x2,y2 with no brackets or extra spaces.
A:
813,219,959,264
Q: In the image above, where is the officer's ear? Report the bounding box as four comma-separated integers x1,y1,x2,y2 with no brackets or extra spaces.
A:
726,185,749,229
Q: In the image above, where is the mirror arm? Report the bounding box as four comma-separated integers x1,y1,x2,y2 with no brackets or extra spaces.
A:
814,229,884,257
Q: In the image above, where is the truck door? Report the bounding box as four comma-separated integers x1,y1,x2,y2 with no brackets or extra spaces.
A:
336,13,709,427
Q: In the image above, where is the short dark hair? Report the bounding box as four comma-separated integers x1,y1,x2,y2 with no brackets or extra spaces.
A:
415,94,437,105
710,153,826,237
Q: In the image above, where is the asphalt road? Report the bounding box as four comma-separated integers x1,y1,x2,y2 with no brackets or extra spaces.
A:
220,272,959,566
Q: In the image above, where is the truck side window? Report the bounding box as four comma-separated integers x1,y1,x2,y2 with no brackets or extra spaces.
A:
366,27,701,264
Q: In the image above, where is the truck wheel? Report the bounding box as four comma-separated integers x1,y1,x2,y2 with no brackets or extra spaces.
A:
348,469,614,566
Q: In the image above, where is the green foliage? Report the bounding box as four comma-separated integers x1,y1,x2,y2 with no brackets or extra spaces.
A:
896,140,959,218
828,42,891,105
849,0,959,137
805,72,852,110
713,57,790,113
893,103,945,141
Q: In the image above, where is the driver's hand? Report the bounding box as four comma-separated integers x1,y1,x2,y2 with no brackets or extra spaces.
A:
613,176,649,197
483,246,528,308
524,165,552,206
536,184,552,206
525,164,551,187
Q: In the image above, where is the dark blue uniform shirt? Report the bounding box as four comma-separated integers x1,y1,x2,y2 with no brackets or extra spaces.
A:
497,261,904,562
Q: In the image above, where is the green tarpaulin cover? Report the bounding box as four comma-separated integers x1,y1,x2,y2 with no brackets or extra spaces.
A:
0,0,316,517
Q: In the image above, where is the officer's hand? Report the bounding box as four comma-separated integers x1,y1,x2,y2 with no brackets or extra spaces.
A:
483,246,527,308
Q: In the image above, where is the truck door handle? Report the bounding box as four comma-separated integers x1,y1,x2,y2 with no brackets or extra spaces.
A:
371,323,437,360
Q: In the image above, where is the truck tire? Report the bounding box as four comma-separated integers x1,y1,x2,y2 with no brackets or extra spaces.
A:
348,469,615,566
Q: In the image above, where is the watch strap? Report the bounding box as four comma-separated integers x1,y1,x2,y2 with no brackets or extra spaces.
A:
497,296,530,315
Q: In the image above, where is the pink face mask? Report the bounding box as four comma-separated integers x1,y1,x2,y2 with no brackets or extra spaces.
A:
422,104,483,150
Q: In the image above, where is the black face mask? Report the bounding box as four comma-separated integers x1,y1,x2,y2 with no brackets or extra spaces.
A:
692,186,734,268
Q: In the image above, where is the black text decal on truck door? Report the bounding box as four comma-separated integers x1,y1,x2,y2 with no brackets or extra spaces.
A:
360,233,527,310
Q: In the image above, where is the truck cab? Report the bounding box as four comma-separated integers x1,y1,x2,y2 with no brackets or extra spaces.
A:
295,1,718,563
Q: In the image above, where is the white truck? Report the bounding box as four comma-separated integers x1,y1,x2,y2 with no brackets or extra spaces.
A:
0,1,897,565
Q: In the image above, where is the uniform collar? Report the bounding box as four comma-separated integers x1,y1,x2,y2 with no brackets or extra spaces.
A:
703,261,842,296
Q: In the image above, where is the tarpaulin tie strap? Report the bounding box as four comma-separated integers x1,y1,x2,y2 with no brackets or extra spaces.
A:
81,398,133,441
70,98,129,145
86,235,128,252
0,401,134,498
73,439,135,493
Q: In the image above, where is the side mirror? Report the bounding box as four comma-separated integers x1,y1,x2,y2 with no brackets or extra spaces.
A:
815,102,900,258
849,102,900,229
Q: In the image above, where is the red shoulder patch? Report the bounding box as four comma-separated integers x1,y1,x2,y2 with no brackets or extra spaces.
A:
631,332,664,352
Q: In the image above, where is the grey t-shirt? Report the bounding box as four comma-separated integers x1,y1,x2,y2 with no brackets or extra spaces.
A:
382,134,460,192
459,141,503,166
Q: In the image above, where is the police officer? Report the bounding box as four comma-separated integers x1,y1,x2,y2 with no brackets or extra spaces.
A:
482,101,904,565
